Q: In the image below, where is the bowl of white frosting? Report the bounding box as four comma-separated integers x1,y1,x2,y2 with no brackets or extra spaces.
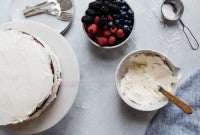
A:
115,50,181,111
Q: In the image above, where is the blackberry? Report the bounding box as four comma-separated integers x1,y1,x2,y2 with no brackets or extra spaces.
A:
96,0,105,3
89,1,102,10
108,3,120,13
86,9,96,17
99,6,109,14
81,15,93,24
112,14,118,18
103,1,110,5
98,16,107,27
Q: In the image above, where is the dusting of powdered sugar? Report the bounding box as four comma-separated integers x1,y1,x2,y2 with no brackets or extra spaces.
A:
151,2,183,55
151,2,164,22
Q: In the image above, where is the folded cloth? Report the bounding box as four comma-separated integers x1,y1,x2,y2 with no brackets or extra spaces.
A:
145,70,200,135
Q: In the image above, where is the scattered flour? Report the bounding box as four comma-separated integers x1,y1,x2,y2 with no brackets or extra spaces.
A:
151,3,182,48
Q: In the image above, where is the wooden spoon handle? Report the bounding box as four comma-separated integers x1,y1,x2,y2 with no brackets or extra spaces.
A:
159,88,193,114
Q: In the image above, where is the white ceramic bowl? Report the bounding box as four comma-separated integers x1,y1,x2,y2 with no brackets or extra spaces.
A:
115,50,181,111
82,1,134,49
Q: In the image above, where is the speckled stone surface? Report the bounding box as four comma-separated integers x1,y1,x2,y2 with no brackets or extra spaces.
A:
0,0,200,135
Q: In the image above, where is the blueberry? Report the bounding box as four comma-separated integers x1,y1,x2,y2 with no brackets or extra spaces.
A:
125,15,129,19
123,25,129,30
119,19,125,24
114,19,120,25
129,16,134,21
127,20,132,25
120,11,127,18
127,9,133,16
124,20,128,24
121,5,128,11
108,21,114,27
129,26,133,30
115,0,126,5
123,25,131,34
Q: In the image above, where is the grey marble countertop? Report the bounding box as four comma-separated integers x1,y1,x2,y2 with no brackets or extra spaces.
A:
1,0,200,135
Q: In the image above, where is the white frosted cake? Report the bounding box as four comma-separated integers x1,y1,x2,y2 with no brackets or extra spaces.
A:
0,29,62,126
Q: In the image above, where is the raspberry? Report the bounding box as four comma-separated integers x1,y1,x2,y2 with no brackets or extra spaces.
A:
108,36,116,45
108,15,113,21
94,16,100,24
103,30,111,37
81,15,93,24
110,26,117,33
97,37,108,46
88,24,98,34
104,25,108,30
86,9,96,17
116,29,125,38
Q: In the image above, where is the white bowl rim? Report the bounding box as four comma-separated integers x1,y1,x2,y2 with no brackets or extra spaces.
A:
115,49,181,111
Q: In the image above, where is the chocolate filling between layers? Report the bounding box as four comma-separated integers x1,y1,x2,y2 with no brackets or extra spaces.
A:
20,31,57,119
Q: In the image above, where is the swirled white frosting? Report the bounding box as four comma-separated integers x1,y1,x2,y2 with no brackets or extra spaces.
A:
0,29,61,125
120,54,177,106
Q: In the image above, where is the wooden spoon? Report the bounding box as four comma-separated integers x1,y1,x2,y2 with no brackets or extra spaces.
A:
158,87,193,114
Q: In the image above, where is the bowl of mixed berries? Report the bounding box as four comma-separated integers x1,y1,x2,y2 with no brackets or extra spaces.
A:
81,0,134,49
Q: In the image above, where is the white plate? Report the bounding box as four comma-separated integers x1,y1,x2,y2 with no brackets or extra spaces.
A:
0,20,79,134
10,0,73,33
